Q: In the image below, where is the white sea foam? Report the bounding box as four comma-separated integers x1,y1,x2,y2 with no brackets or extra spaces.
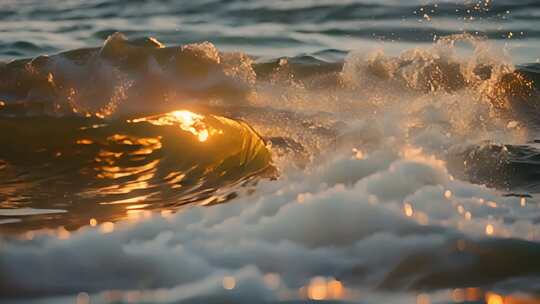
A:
1,144,539,302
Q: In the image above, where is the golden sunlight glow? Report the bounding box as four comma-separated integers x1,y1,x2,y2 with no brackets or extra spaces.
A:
404,203,414,217
99,222,115,234
444,190,452,199
327,279,344,299
400,145,447,168
93,134,162,189
222,276,236,290
127,209,153,221
306,277,345,300
100,194,153,205
160,209,174,218
307,277,328,300
486,292,504,304
486,224,494,236
486,201,498,208
417,293,431,304
76,139,94,145
416,211,429,225
352,148,365,160
125,204,150,210
148,36,165,48
25,231,34,240
57,226,71,240
171,110,211,142
89,218,98,227
130,110,220,142
465,288,481,301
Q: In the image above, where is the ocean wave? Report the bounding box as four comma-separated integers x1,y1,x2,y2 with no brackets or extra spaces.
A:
1,32,540,303
0,109,272,233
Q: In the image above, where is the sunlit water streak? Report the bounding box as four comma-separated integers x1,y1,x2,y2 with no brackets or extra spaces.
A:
0,110,272,233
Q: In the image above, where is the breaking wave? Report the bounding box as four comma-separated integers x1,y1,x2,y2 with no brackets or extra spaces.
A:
1,32,540,303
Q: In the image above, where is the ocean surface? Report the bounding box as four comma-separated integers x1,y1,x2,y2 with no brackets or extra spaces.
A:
1,0,540,303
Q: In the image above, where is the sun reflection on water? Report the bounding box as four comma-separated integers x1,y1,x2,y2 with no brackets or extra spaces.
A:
130,110,221,142
0,108,273,235
303,276,345,301
222,276,236,290
63,284,540,304
487,292,505,304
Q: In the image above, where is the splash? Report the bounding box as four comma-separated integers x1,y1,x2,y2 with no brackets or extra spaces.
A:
0,33,256,117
